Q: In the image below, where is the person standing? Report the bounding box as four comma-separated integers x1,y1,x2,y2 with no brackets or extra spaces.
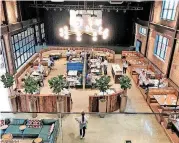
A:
103,58,108,75
75,111,88,139
66,50,71,61
122,60,128,74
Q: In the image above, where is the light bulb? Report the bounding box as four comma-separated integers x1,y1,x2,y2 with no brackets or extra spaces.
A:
64,35,69,40
60,33,64,37
103,35,107,40
92,36,97,41
77,36,82,42
76,31,81,37
59,28,63,33
93,32,97,37
64,26,68,31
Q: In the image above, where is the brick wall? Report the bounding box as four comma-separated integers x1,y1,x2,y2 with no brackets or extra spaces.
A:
146,30,173,74
169,40,179,87
6,1,17,24
0,2,5,25
152,1,179,29
134,23,148,55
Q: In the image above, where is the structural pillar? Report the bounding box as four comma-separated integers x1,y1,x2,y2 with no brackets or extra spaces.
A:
3,34,15,75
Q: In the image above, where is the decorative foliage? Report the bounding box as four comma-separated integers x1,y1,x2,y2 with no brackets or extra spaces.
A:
48,75,66,95
95,76,111,94
0,73,14,89
23,76,39,95
119,75,132,90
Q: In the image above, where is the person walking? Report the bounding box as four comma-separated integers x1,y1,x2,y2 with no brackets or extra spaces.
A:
75,111,88,139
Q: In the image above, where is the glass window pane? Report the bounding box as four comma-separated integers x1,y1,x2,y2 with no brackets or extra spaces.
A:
14,35,18,43
25,31,27,36
26,37,28,43
159,36,163,42
172,9,176,20
167,10,172,19
22,32,24,39
157,43,161,56
169,1,174,9
164,1,169,9
22,39,26,46
18,34,21,40
163,10,167,19
21,55,24,63
15,43,19,50
11,37,14,44
163,37,167,45
19,40,22,47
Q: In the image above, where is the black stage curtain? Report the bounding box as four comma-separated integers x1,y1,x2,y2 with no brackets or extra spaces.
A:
44,10,135,47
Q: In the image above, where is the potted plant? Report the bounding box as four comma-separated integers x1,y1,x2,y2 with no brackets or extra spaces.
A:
1,73,14,96
23,76,39,118
48,75,67,117
0,73,17,112
118,75,132,112
95,76,111,117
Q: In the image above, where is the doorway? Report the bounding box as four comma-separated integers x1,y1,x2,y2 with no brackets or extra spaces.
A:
136,40,142,52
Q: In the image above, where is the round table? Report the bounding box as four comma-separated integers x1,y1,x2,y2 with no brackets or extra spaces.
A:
0,125,8,130
19,125,26,131
2,133,13,141
33,137,43,143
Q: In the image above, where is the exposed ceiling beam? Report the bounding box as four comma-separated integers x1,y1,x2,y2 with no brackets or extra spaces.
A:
29,4,143,11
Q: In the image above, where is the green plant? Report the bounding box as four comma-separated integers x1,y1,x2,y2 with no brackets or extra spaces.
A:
1,73,14,96
95,76,111,94
48,75,66,95
119,75,132,90
23,76,39,95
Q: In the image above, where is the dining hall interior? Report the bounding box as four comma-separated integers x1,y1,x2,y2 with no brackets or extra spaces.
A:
0,0,179,143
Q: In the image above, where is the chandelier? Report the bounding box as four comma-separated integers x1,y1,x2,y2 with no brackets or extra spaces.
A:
59,10,109,42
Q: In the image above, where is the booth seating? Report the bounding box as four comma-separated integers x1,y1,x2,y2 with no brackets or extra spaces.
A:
122,51,143,58
14,54,51,89
39,46,115,62
33,57,49,66
0,118,59,143
147,88,179,123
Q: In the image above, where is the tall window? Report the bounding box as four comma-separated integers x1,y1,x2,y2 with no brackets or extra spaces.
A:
161,0,178,20
139,27,147,36
11,27,36,69
35,25,40,44
154,35,168,60
41,23,45,43
0,38,8,73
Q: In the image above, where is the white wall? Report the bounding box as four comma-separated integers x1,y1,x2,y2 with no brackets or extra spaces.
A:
0,55,11,111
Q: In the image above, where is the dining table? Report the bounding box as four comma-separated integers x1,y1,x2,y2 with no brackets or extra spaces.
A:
172,121,179,136
153,94,179,106
68,70,78,76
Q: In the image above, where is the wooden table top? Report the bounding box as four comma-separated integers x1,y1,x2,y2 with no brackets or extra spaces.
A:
172,121,179,132
34,137,42,143
153,94,179,106
19,125,26,130
2,133,13,141
0,125,8,130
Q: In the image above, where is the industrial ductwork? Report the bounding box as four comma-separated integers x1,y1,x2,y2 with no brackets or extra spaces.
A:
109,0,123,4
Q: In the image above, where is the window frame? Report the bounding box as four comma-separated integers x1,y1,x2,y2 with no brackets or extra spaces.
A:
11,27,36,70
139,27,147,36
154,34,168,61
160,0,178,21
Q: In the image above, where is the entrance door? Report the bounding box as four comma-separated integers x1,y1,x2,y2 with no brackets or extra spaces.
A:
136,40,142,52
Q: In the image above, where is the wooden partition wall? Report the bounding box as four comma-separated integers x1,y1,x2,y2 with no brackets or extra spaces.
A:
11,94,72,113
39,46,115,62
89,91,123,112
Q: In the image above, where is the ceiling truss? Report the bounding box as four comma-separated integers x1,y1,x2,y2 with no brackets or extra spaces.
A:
29,4,143,11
